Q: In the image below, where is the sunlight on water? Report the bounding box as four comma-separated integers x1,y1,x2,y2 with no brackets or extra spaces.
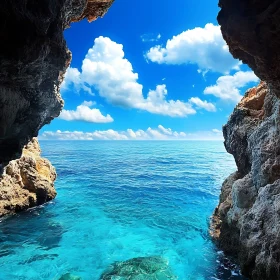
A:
0,141,245,280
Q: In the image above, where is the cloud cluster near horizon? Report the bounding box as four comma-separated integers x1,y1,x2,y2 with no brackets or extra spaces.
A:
40,125,223,141
59,101,113,123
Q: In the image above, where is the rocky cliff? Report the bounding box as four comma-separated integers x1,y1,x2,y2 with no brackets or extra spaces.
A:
0,138,56,217
213,1,280,279
0,0,114,215
0,0,114,163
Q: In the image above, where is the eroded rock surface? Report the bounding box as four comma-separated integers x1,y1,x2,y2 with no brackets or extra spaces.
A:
0,0,114,163
213,82,280,279
214,2,280,279
0,138,56,217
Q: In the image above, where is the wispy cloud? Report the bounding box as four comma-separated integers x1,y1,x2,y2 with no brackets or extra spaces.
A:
189,97,216,112
40,125,224,141
141,33,161,42
212,129,222,134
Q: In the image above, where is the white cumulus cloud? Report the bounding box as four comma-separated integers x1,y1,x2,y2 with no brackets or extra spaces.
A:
204,71,259,102
40,125,224,141
81,100,96,107
61,68,93,95
189,97,216,112
59,102,113,123
140,85,196,117
62,36,215,117
146,23,240,73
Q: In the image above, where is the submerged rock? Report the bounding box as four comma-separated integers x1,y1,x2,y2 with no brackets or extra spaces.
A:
58,273,81,280
100,256,177,280
0,138,56,217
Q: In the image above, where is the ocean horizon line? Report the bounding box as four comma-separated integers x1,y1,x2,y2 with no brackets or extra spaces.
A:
38,139,224,142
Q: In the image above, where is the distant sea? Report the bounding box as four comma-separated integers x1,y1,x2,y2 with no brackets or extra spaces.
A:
0,141,246,279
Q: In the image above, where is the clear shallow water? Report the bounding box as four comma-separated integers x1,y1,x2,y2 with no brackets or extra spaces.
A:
0,141,245,280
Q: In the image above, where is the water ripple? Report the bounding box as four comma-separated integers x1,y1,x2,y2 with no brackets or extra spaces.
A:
0,141,244,280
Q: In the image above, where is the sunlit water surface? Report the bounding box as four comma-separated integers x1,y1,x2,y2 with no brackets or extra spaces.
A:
0,141,246,280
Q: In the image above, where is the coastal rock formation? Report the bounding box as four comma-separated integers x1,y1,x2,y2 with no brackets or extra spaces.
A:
213,68,280,278
0,0,114,215
0,0,114,163
0,138,56,217
100,256,177,280
213,2,280,279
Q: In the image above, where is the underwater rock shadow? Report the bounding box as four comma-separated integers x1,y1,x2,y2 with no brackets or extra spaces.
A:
0,205,65,256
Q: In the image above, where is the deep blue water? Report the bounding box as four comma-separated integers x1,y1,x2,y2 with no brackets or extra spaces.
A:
0,141,245,280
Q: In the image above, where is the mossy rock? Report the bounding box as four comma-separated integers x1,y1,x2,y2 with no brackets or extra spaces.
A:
100,256,177,280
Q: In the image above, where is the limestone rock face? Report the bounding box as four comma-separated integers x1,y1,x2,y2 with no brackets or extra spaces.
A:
215,2,280,278
213,82,280,279
0,0,114,163
0,138,57,217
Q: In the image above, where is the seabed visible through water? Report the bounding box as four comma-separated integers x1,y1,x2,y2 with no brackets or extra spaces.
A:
0,141,246,280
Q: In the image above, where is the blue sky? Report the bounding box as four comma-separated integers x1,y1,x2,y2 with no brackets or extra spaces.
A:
40,0,259,140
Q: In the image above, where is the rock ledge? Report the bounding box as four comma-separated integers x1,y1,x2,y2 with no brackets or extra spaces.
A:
0,138,56,217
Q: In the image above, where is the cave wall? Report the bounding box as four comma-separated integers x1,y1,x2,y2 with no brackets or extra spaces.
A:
0,0,114,215
0,0,114,163
218,0,280,95
213,1,280,279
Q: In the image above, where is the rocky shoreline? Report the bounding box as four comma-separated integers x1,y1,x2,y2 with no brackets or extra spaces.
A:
212,82,280,279
211,81,280,278
212,1,280,278
0,138,57,217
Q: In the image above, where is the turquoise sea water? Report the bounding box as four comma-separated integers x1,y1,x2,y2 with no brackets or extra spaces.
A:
0,141,245,280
